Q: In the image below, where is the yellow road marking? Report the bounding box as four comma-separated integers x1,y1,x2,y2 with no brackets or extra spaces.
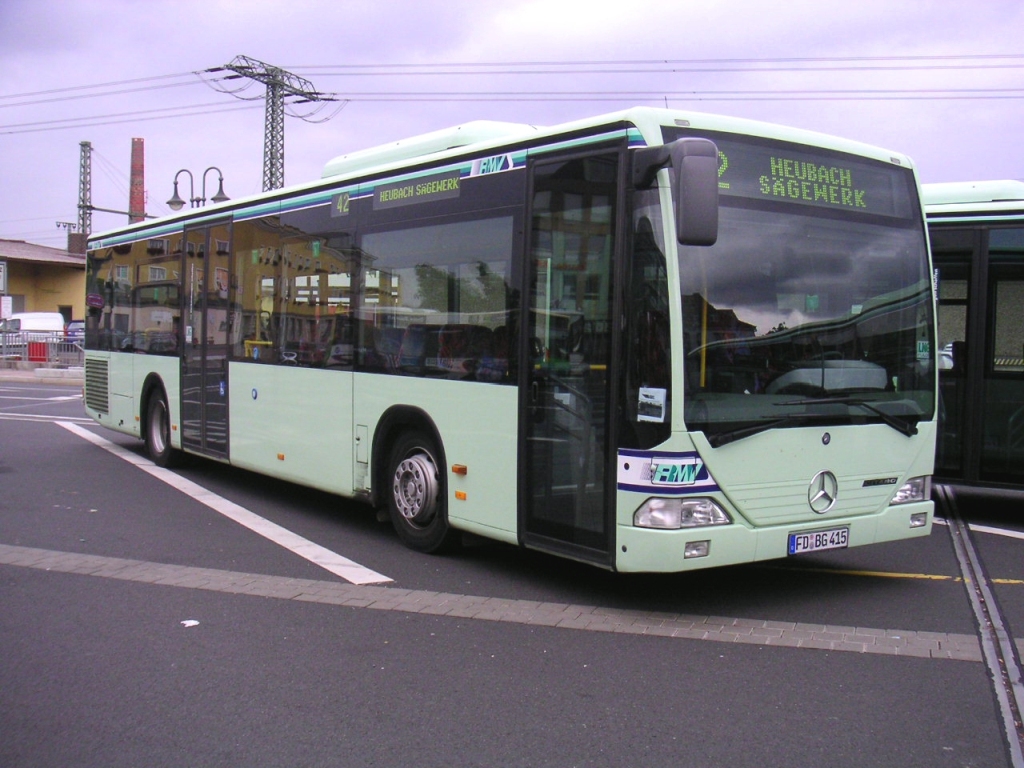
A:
766,565,960,581
767,565,1024,585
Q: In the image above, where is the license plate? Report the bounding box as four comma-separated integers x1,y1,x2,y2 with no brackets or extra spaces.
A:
788,527,849,555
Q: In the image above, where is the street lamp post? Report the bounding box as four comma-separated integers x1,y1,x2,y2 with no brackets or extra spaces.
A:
166,167,230,211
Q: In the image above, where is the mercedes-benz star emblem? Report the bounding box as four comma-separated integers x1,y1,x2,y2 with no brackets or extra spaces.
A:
808,470,838,514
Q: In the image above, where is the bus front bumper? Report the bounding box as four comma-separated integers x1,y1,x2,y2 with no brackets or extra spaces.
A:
614,501,933,573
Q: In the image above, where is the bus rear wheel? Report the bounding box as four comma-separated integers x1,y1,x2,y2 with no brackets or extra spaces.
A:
145,391,180,468
386,432,455,553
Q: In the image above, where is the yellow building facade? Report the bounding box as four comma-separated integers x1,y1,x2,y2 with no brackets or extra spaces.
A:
0,239,86,322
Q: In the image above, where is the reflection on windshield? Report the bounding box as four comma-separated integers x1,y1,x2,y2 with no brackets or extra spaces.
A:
681,204,934,438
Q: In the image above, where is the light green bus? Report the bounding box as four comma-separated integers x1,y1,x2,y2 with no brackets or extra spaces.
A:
83,107,936,572
925,180,1024,489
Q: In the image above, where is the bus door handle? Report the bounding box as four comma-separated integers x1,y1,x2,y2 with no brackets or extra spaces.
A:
530,378,546,423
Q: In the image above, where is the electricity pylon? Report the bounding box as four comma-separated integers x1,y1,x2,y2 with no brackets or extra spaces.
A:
77,141,92,236
204,56,344,191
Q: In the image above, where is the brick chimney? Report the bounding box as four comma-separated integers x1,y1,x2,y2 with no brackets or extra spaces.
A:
68,232,87,254
129,137,145,223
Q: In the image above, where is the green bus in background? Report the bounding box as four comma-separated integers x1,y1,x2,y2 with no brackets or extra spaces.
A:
926,180,1024,491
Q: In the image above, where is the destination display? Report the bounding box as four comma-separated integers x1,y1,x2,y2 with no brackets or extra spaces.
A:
373,170,462,210
664,129,912,219
717,138,909,218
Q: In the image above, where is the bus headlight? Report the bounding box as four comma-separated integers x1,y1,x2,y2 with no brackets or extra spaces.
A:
889,476,931,505
633,498,732,529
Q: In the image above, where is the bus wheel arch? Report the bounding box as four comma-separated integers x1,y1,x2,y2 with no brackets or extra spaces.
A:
374,408,457,553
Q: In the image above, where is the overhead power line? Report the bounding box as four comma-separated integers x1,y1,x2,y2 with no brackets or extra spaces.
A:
1,52,1020,137
0,71,197,101
0,102,261,135
2,87,1020,137
316,87,1024,102
0,79,212,110
301,64,1024,78
3,52,1021,104
292,52,1024,77
295,52,1024,68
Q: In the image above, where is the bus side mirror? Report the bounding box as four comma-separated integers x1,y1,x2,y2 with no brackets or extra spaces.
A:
634,138,719,246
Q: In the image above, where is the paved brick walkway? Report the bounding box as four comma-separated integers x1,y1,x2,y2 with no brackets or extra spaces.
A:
0,542,992,662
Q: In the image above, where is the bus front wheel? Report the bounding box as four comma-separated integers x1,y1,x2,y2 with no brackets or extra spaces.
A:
145,392,180,468
386,432,455,553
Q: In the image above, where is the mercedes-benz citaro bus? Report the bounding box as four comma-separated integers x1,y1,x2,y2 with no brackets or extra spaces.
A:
83,107,936,572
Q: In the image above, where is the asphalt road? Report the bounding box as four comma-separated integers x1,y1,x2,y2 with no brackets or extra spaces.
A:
2,379,1022,767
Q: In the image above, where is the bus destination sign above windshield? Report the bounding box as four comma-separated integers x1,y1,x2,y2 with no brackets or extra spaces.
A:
714,138,908,219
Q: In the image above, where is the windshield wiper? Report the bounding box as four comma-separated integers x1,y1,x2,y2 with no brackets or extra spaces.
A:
705,414,811,449
704,397,920,449
777,396,919,437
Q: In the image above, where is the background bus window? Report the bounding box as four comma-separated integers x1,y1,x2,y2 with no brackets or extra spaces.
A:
981,228,1024,484
358,215,516,382
935,262,970,475
930,223,979,479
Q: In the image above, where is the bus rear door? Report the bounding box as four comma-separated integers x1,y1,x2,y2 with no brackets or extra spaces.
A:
181,221,231,459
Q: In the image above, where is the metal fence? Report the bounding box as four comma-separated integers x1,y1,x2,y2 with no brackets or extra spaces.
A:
0,332,84,369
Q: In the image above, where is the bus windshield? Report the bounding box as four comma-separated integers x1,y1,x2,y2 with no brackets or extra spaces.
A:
673,135,934,445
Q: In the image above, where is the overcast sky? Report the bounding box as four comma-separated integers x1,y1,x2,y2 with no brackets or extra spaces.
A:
1,0,1021,248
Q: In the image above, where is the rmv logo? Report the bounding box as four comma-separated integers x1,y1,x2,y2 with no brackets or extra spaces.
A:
474,155,512,175
650,459,704,486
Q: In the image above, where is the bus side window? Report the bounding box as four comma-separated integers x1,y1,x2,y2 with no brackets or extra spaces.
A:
231,219,282,364
358,215,517,384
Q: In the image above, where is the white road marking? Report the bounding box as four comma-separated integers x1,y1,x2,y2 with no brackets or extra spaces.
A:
933,516,1024,541
57,421,393,586
970,523,1024,542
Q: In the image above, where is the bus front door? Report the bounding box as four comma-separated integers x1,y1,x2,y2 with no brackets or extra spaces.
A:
521,147,623,566
181,221,231,460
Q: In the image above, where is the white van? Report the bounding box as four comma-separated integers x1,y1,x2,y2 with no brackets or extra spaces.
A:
0,312,67,360
0,312,67,334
